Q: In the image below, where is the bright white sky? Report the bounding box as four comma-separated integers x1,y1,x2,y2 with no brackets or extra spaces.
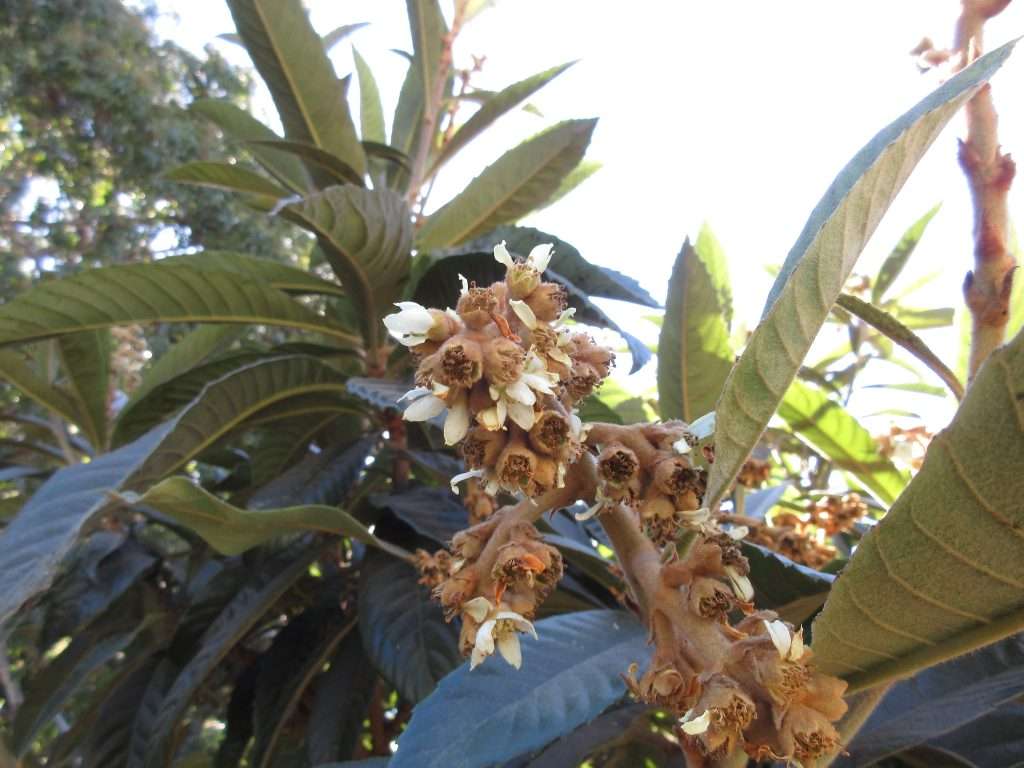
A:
154,0,1024,431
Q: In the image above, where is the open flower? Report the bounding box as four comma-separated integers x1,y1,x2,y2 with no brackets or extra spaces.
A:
478,353,558,431
494,241,553,273
383,302,435,346
463,597,537,669
400,383,471,445
764,619,805,661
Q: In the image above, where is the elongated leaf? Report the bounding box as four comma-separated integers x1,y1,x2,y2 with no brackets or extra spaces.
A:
247,139,364,186
406,0,446,147
928,700,1024,767
429,62,576,175
811,329,1024,691
322,22,368,52
371,485,468,545
391,610,647,768
705,42,1015,510
250,603,356,768
658,236,734,423
841,633,1024,766
534,159,601,212
0,264,359,348
892,305,956,330
743,543,835,625
838,293,964,399
121,476,406,558
249,436,376,510
0,423,171,630
57,332,111,450
0,349,81,425
225,0,366,177
306,632,377,765
163,251,346,298
80,656,163,768
140,539,319,768
778,380,908,505
190,99,312,192
353,48,385,144
119,325,242,422
390,57,424,189
358,550,461,704
164,161,289,207
416,119,597,251
285,186,413,351
872,203,941,303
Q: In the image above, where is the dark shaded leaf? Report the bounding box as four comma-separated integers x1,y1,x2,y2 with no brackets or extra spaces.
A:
127,658,180,768
80,656,163,768
743,543,834,625
57,331,111,451
248,139,364,186
249,436,377,510
346,377,414,411
214,660,259,768
358,549,461,704
306,631,377,765
372,485,468,545
391,610,647,768
840,633,1024,767
506,704,653,768
929,700,1024,768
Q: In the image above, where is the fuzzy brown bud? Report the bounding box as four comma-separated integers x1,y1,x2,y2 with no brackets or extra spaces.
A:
652,457,701,496
528,410,571,456
426,308,461,342
598,443,639,486
682,674,756,757
483,336,526,386
528,456,559,495
688,577,735,621
565,362,602,402
496,438,538,492
457,285,499,329
461,426,508,469
524,282,567,322
778,704,842,762
433,337,484,388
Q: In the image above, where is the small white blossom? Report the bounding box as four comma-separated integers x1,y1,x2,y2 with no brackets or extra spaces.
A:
764,619,805,661
478,353,558,432
401,384,471,446
383,302,434,346
463,597,537,670
680,708,711,735
724,564,754,603
494,241,553,274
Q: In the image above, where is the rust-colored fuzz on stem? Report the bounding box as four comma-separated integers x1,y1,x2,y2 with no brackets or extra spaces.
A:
952,0,1017,378
389,241,847,764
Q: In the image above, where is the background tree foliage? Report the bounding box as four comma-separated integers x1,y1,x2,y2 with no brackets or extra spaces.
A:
0,1,1021,767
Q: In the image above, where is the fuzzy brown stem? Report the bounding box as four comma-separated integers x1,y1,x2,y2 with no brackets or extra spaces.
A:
952,0,1017,379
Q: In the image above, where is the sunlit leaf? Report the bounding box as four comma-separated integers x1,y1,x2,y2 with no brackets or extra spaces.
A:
164,161,290,208
872,203,941,303
56,332,111,451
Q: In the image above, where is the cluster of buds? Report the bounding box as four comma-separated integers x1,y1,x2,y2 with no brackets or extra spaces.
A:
736,457,771,489
624,537,847,764
807,492,867,536
747,517,836,570
385,242,613,499
581,422,709,548
877,424,932,471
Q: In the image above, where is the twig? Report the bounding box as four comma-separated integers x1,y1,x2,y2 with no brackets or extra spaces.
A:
951,0,1017,379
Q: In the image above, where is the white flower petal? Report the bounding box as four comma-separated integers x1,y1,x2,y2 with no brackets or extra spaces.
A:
495,397,508,427
386,302,434,331
725,566,755,602
729,525,750,541
507,400,536,430
458,273,470,295
444,392,470,445
509,299,538,329
555,307,576,326
398,387,431,403
688,411,717,441
575,501,603,521
403,394,447,422
463,597,493,623
549,348,573,366
763,619,792,660
790,629,806,661
477,406,503,431
672,437,692,455
494,241,515,269
497,632,522,668
475,619,497,656
450,468,485,494
470,646,487,669
681,709,711,735
528,243,553,273
506,378,536,405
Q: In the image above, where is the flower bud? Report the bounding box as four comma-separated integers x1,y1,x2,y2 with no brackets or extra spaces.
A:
778,703,842,762
598,443,639,486
464,478,497,524
496,437,538,492
528,456,558,495
457,285,498,329
652,457,700,496
414,548,453,589
528,410,571,456
483,336,526,386
523,282,567,322
507,264,543,299
433,337,484,388
681,674,756,756
688,577,735,620
565,362,601,402
569,333,615,378
462,426,507,469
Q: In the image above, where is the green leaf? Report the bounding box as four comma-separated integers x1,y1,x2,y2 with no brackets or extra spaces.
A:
322,22,368,52
415,119,597,251
358,549,461,704
704,42,1015,510
0,349,82,427
120,477,407,559
534,159,601,212
0,264,358,348
285,186,413,351
225,0,366,177
0,423,172,630
891,306,956,329
391,610,647,768
778,380,908,506
657,236,735,423
811,329,1024,691
250,603,356,768
353,48,385,144
141,539,320,767
190,99,312,193
246,138,364,186
164,161,290,208
407,0,447,135
389,57,424,190
428,61,576,176
56,332,111,451
837,293,964,399
113,326,242,441
872,203,941,303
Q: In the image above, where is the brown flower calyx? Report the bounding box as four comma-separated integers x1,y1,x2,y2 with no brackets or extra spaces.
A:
414,548,453,590
736,458,771,488
433,337,484,388
463,477,498,524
